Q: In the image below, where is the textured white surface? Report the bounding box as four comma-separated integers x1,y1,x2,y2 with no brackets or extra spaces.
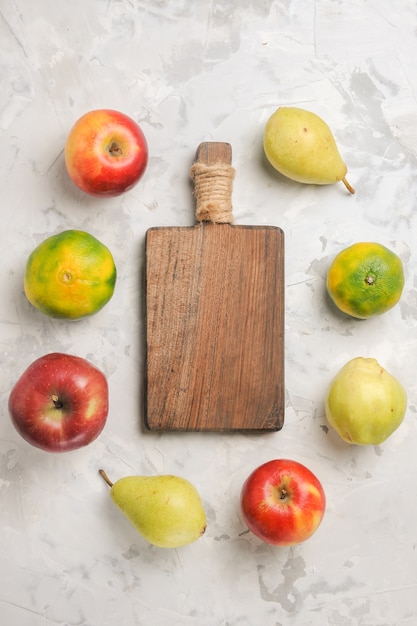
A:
1,1,417,624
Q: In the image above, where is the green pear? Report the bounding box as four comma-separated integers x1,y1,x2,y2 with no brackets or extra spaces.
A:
325,357,407,445
263,106,355,193
99,470,207,548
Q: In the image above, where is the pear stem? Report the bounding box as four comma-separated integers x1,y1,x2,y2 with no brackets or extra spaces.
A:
99,469,114,488
342,177,355,194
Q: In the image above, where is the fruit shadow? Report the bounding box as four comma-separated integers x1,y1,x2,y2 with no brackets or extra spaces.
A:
258,142,299,190
323,282,368,324
54,150,122,218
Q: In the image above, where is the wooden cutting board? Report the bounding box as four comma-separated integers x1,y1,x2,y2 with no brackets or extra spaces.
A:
145,142,284,431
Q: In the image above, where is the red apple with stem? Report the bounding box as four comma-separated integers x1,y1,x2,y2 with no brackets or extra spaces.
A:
240,459,326,546
65,109,148,197
8,353,109,452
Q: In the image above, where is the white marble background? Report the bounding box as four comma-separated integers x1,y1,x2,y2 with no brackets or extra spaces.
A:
1,1,417,624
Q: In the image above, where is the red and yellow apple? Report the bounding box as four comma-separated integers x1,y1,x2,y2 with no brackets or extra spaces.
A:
65,109,148,197
8,352,109,452
240,459,326,546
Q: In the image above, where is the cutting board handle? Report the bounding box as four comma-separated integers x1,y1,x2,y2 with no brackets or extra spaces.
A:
190,142,235,224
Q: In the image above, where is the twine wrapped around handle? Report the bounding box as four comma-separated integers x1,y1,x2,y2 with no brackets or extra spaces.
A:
190,161,235,224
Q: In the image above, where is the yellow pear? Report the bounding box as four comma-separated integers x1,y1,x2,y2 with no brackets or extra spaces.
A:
263,106,354,193
99,470,207,548
325,357,407,445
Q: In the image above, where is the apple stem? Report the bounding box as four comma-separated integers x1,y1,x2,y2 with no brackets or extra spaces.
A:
51,394,63,409
342,177,355,194
99,469,114,488
108,141,123,157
